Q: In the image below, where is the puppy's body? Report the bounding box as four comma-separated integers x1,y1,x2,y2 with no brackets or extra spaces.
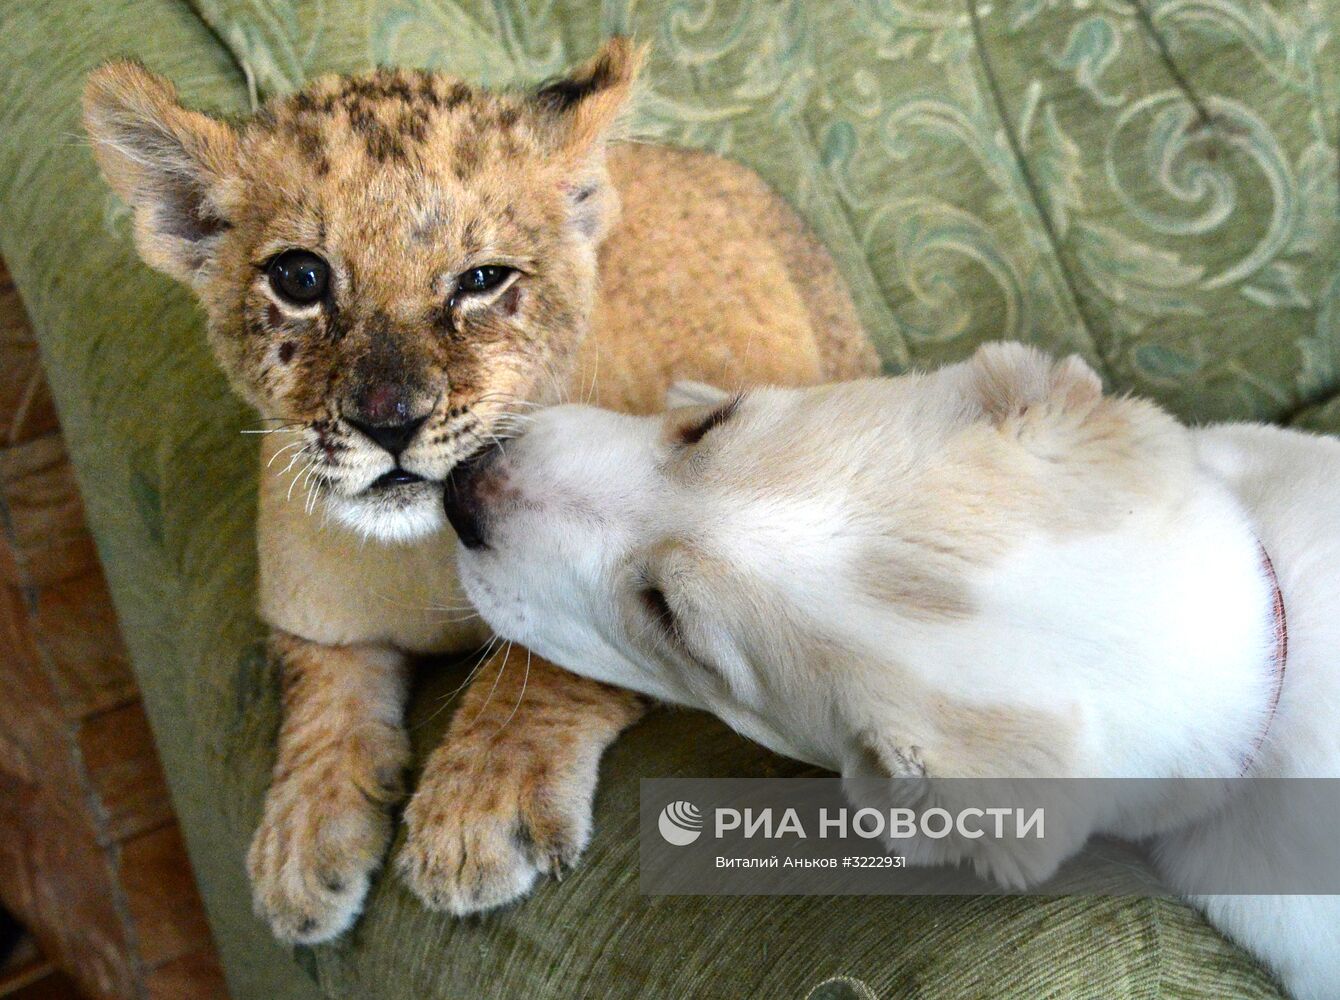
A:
1166,424,1340,999
453,345,1340,998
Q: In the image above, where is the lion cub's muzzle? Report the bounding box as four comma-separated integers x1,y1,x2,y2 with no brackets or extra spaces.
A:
341,381,437,489
443,445,506,549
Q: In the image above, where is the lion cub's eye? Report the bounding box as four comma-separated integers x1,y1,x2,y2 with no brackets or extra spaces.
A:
268,250,329,305
457,265,514,296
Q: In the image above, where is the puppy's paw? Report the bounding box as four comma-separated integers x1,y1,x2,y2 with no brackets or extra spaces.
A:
247,722,409,943
883,744,928,777
396,737,594,915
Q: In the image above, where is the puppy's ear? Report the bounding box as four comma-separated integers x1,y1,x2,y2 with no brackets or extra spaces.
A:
969,342,1102,425
83,61,240,287
666,379,732,410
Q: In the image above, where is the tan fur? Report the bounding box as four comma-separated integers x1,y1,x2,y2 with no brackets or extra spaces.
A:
246,631,409,941
855,556,973,622
255,437,486,651
919,697,1080,779
858,695,1080,783
84,41,877,940
964,343,1189,532
397,648,643,913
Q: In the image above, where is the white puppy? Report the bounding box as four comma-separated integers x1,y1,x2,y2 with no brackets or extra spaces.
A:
448,343,1340,999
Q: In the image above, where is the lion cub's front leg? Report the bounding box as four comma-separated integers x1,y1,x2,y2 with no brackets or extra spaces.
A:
398,646,642,914
247,631,410,943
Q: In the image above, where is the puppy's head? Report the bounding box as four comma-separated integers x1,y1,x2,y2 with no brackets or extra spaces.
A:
450,382,869,765
452,344,1185,773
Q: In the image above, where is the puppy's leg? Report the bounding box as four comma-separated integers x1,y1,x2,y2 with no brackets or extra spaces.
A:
849,731,1093,890
398,645,643,914
247,631,410,943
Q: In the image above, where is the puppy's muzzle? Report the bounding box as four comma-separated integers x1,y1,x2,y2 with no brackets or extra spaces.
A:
443,445,505,549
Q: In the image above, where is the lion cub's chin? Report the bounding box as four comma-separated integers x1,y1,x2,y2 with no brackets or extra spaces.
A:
325,483,447,544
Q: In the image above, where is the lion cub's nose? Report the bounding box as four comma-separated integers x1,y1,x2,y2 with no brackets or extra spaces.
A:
344,384,429,456
444,446,503,550
345,413,427,456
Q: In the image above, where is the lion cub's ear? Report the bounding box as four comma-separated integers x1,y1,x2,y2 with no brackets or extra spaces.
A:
533,37,646,242
968,342,1103,424
83,61,240,287
534,37,646,154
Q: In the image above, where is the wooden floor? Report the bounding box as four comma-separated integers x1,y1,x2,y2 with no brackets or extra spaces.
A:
0,937,84,1000
0,258,229,997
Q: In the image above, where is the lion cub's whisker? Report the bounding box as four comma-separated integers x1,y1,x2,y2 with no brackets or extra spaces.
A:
266,441,307,468
370,589,475,615
472,391,544,410
271,446,311,479
285,458,316,503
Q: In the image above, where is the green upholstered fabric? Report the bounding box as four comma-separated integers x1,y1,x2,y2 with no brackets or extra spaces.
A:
2,1,1335,997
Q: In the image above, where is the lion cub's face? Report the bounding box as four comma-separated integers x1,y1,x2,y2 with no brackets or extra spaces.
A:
83,42,640,541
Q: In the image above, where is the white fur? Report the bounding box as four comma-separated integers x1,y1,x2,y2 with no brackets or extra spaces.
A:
456,355,1340,998
324,485,447,544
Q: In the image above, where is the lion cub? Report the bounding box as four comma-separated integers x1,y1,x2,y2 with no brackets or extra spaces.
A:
452,343,1340,999
83,40,876,941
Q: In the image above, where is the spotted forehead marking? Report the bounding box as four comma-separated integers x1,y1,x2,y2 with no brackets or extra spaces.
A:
253,68,485,169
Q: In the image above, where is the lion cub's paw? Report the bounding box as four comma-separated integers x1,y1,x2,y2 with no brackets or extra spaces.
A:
247,723,409,943
396,737,597,915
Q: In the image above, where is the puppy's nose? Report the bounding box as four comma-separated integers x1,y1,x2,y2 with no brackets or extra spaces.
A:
444,446,503,550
